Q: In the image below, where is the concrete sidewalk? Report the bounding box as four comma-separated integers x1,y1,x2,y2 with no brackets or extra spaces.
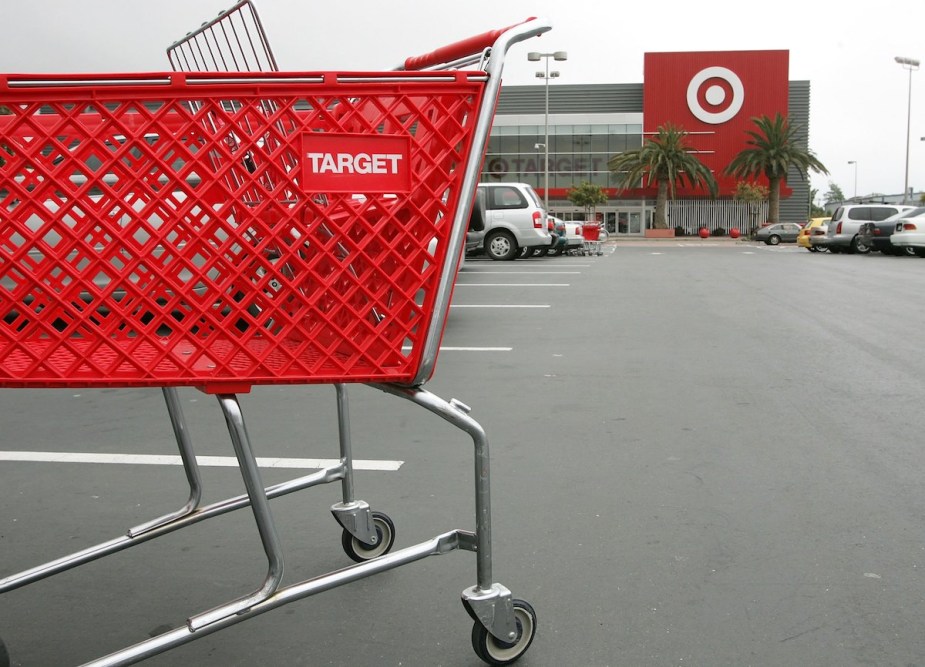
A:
608,234,749,245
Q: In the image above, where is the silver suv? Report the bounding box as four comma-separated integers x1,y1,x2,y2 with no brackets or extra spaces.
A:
818,204,916,253
466,183,552,260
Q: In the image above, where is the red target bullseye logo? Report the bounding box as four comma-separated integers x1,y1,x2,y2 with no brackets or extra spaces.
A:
686,66,744,124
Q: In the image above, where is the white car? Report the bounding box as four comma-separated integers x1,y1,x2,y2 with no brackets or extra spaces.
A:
889,212,925,257
820,203,916,254
465,183,553,260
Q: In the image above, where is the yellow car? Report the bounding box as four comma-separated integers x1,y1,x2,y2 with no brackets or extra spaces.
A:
798,217,830,251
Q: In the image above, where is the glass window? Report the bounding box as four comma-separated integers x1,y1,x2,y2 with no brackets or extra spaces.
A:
519,135,542,154
549,135,571,153
572,136,592,154
484,121,647,195
487,185,527,210
589,172,607,187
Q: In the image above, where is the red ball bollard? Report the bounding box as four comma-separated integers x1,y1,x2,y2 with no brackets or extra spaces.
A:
729,228,741,239
698,227,709,239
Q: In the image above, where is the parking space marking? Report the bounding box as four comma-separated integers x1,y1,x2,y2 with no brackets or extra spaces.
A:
454,283,570,287
459,271,581,274
402,345,512,352
463,262,592,267
0,451,403,471
451,304,550,308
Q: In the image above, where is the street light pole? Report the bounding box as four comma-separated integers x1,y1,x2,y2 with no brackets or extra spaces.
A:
527,50,567,213
895,56,920,204
848,160,857,199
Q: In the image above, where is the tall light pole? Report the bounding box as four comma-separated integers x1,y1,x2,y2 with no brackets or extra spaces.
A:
848,160,858,199
895,56,919,204
527,50,567,212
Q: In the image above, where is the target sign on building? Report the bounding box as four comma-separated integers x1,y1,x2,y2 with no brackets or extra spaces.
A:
643,50,789,196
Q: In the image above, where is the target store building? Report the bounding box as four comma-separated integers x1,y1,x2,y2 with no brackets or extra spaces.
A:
485,50,811,236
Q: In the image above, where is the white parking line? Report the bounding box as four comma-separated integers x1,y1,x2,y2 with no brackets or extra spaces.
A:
459,271,581,274
451,304,550,308
403,345,512,352
455,283,570,287
0,451,403,470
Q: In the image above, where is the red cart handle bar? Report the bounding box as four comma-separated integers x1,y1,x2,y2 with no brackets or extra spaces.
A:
399,17,538,71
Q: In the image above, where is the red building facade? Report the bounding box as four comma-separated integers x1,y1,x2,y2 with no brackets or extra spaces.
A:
642,50,791,197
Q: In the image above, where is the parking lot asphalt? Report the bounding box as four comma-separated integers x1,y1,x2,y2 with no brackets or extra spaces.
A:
2,242,925,666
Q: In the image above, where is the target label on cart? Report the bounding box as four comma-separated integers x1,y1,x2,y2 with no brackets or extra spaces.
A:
301,134,412,192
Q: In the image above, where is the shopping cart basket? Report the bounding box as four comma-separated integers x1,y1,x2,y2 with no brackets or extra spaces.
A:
0,10,550,665
581,222,604,256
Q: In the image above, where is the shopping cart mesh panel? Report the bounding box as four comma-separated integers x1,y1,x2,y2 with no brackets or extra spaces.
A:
0,73,484,389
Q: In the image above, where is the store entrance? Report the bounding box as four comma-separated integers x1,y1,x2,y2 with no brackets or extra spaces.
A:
604,209,643,236
556,205,649,237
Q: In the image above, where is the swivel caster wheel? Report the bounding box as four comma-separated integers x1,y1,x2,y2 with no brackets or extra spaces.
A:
341,511,395,562
471,599,537,665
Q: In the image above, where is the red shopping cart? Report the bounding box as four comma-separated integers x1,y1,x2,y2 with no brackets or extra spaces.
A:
581,222,604,256
0,6,550,665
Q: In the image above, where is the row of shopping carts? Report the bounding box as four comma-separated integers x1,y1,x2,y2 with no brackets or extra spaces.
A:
0,3,550,665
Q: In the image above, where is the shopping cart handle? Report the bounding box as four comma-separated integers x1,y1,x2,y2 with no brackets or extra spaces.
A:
400,17,538,71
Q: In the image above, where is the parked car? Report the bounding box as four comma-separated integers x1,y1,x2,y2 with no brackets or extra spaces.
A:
857,206,925,255
520,216,559,258
798,217,829,251
808,224,831,251
755,222,802,245
465,182,552,260
890,211,925,257
816,204,916,254
549,217,583,256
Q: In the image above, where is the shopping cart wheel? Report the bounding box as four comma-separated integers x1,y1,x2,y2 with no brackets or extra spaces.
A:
470,599,537,665
341,511,396,562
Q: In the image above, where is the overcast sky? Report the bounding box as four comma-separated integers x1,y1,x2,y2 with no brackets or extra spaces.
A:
2,0,923,203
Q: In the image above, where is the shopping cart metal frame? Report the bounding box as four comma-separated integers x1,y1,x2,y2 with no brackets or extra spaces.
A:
581,222,604,256
0,11,551,666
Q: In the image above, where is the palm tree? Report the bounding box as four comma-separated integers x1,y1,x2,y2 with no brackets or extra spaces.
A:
608,123,717,229
725,113,828,225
